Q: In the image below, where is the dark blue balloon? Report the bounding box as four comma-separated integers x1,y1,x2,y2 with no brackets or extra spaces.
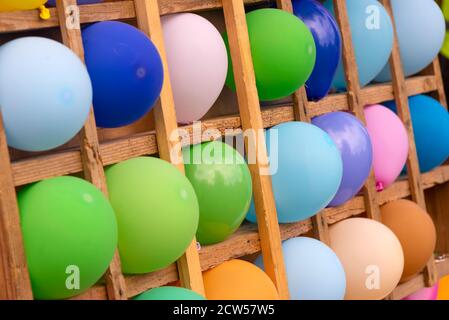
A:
292,0,341,101
46,0,102,6
312,112,373,206
384,95,449,173
83,21,163,128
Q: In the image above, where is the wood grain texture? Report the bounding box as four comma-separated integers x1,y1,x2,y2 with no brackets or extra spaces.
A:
56,0,127,300
380,0,437,286
222,0,289,299
133,0,205,295
333,0,381,222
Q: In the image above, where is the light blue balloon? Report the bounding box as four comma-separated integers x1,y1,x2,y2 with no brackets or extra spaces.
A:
375,0,445,82
324,0,393,90
0,37,92,151
255,237,346,300
246,122,342,223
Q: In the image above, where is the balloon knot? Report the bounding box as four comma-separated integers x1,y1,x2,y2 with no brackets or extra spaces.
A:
376,182,384,192
39,5,50,20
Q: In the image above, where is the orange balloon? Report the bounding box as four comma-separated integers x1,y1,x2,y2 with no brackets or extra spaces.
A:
329,218,404,300
203,259,279,300
381,199,436,282
438,275,449,300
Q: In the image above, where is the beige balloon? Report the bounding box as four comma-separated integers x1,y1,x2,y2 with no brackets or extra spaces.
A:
329,218,404,300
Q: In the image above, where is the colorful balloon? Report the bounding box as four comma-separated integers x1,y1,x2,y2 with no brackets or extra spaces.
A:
46,0,102,5
292,0,341,101
376,0,445,82
384,95,449,173
312,112,373,206
132,287,205,300
0,0,46,11
403,284,439,301
364,104,408,191
83,21,163,128
381,200,436,282
247,122,342,223
329,218,404,300
224,8,316,101
18,176,117,300
105,157,199,274
203,259,279,300
0,37,91,152
183,141,252,245
255,237,346,300
324,0,393,89
438,275,449,300
162,13,228,124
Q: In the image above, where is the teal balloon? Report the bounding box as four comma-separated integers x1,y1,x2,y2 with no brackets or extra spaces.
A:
255,237,346,300
132,287,205,300
384,95,449,173
0,37,92,151
246,122,343,223
324,0,393,90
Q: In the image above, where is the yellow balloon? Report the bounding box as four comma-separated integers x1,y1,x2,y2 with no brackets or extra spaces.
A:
438,275,449,300
0,0,47,12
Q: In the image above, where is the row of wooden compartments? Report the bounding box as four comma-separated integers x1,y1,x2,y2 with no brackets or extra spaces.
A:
0,0,448,300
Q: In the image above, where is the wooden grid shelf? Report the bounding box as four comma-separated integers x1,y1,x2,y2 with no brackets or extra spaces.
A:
0,0,449,300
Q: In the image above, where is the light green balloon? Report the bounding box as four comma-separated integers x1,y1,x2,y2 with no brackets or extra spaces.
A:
18,176,118,300
183,141,252,245
224,8,316,101
105,157,199,274
132,286,206,300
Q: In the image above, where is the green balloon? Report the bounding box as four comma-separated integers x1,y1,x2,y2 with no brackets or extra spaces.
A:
132,286,206,300
183,141,252,245
224,8,316,101
105,157,199,274
18,176,118,300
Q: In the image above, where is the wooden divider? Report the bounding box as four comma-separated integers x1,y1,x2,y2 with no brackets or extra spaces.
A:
222,0,289,299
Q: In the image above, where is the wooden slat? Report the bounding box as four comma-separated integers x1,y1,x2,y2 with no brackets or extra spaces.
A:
133,0,205,296
55,0,127,300
0,111,32,300
333,0,381,222
276,0,330,245
381,0,438,287
222,0,289,299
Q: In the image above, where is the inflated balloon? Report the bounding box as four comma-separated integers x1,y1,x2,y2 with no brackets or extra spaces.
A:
203,259,279,300
384,95,449,173
83,21,163,128
403,284,439,301
133,287,205,300
105,157,199,274
0,0,46,11
376,0,445,82
381,200,436,282
312,112,373,206
329,218,404,300
0,37,91,152
292,0,341,101
183,141,252,245
324,0,393,89
47,0,102,5
247,122,342,223
255,237,346,300
438,275,449,300
162,13,228,124
224,8,316,101
364,104,408,191
18,176,117,300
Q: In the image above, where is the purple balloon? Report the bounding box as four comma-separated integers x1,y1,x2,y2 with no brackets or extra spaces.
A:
46,0,102,6
312,112,373,206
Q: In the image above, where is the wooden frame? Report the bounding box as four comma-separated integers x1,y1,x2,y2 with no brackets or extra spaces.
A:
0,0,448,300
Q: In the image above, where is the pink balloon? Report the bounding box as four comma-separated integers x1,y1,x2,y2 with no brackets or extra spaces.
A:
162,13,228,124
403,284,439,300
364,104,408,191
